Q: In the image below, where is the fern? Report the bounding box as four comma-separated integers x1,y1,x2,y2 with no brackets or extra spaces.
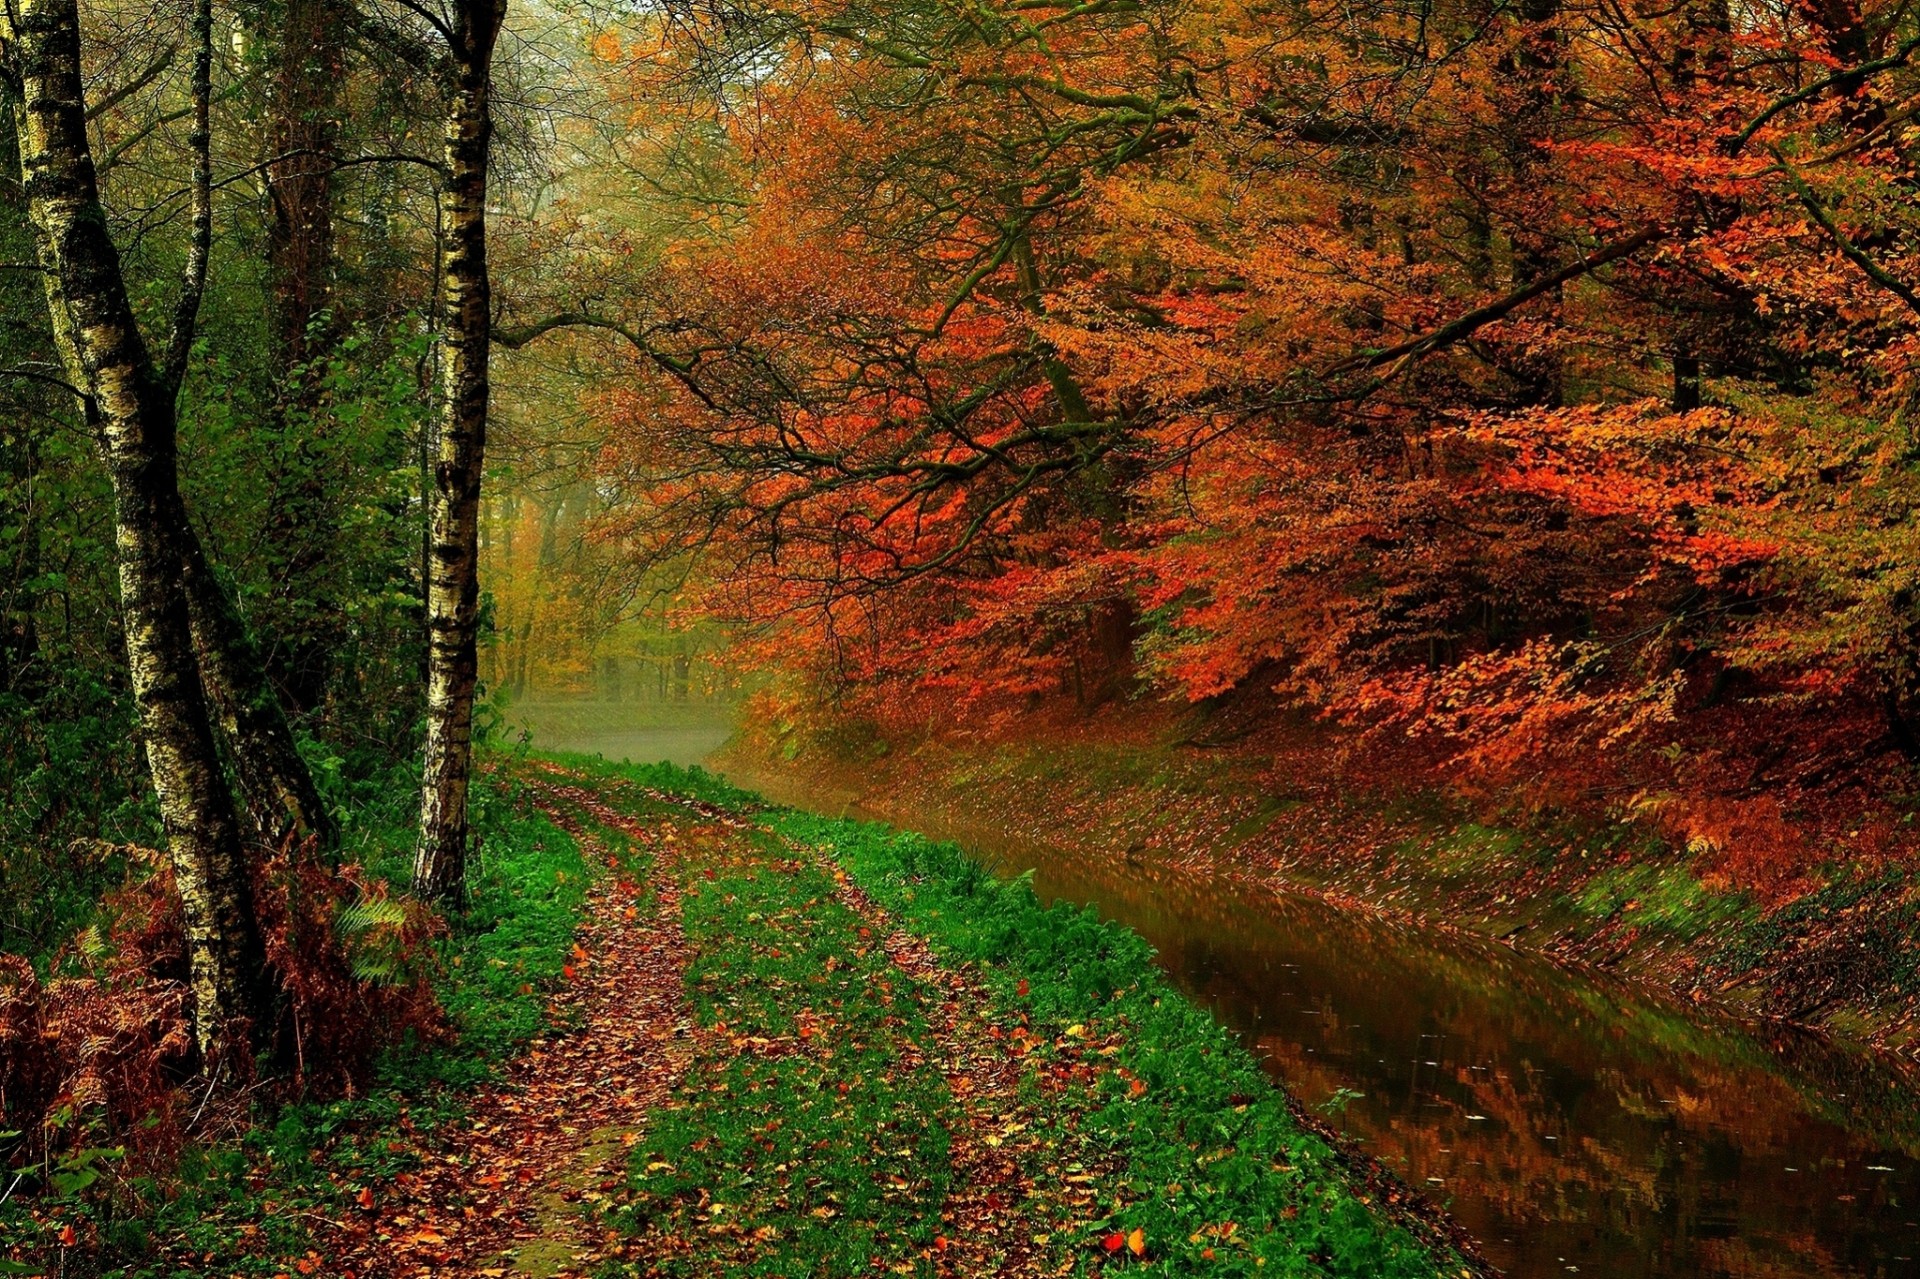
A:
335,896,409,938
335,896,414,983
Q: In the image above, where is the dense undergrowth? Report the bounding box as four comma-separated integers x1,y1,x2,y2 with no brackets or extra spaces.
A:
0,763,587,1275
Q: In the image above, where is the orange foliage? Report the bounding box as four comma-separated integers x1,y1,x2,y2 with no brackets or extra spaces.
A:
0,846,443,1180
574,0,1920,889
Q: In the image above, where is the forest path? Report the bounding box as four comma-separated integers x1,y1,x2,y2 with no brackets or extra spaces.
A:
322,776,696,1279
288,759,1480,1279
517,762,1103,1278
319,761,1109,1277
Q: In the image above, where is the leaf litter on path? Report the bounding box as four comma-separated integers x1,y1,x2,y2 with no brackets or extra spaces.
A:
315,781,692,1278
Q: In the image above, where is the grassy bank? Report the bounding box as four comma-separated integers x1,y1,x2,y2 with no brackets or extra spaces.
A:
555,754,1476,1278
716,713,1920,1049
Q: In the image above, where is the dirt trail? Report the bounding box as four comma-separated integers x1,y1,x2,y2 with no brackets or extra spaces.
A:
572,767,1109,1278
321,783,691,1279
316,767,1115,1278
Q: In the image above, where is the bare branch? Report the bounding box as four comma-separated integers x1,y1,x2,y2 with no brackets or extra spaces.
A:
159,0,211,397
1773,145,1920,319
85,40,177,121
1327,226,1667,376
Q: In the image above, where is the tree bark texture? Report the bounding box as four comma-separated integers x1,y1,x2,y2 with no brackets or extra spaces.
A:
413,0,506,905
179,528,338,848
259,0,348,713
1,0,267,1052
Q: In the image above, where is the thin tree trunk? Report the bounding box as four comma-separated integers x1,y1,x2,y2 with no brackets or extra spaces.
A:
264,0,340,374
1671,340,1702,412
179,531,338,848
413,0,506,905
1,0,267,1052
0,116,43,695
174,21,344,844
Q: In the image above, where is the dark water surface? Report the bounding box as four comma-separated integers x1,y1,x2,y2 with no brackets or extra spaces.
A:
540,715,1920,1278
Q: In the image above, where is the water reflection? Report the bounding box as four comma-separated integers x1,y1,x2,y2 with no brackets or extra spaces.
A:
726,766,1920,1279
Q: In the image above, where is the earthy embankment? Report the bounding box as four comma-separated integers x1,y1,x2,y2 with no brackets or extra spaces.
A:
715,707,1920,1053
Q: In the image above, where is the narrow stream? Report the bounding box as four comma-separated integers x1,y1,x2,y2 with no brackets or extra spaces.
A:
537,716,1920,1278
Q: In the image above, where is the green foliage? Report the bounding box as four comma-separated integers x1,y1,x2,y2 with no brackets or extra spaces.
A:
1573,863,1756,942
0,676,153,963
1,771,597,1273
439,775,592,1062
183,319,429,745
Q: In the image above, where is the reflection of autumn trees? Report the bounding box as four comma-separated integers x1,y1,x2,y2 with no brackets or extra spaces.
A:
1241,940,1920,1276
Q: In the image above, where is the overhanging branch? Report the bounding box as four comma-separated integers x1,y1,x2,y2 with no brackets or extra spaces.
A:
1327,225,1666,376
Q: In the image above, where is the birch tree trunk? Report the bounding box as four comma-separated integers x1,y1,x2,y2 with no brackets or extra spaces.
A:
0,0,267,1051
413,0,506,905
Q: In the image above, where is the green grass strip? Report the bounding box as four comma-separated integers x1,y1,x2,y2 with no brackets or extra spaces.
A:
620,852,955,1276
570,756,1462,1278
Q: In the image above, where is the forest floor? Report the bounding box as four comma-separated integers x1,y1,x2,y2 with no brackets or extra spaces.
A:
455,757,1479,1279
714,704,1920,1053
22,754,1479,1278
